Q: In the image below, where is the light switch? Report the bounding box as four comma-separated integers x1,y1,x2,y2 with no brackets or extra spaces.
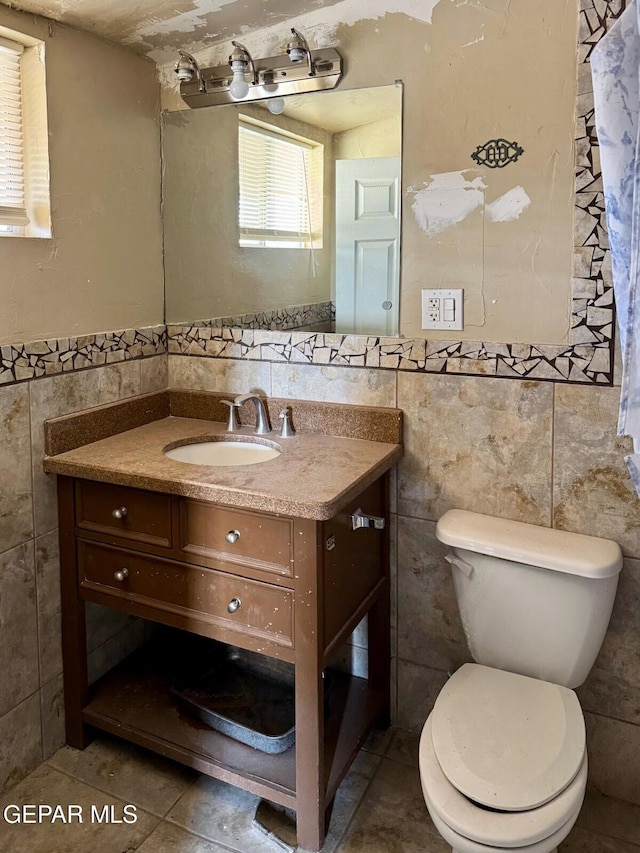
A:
443,298,455,323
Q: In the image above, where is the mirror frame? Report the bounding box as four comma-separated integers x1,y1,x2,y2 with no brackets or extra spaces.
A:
167,8,615,387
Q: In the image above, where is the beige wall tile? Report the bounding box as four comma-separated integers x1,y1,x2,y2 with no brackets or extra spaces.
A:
29,361,141,536
396,660,449,732
578,558,640,727
390,512,398,659
577,789,640,849
35,530,62,685
271,363,397,407
140,354,168,394
561,827,640,853
0,383,33,554
585,713,640,806
87,619,148,685
168,355,270,396
398,374,553,524
0,541,39,717
0,693,42,794
397,516,471,673
86,603,138,654
40,674,65,761
553,385,640,557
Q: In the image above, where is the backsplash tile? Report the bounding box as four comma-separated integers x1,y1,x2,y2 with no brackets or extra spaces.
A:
553,384,640,558
0,694,43,795
578,556,640,726
396,517,471,674
585,712,640,807
168,353,271,396
397,373,554,524
35,531,62,686
0,325,165,387
271,363,397,407
0,542,39,718
29,361,142,536
0,383,33,554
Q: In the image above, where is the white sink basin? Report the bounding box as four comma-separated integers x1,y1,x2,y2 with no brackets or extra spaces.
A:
164,438,281,467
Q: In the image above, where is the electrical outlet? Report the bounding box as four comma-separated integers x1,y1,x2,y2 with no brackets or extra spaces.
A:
422,289,464,330
426,297,440,324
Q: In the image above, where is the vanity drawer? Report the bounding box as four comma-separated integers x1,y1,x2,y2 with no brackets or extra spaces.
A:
76,482,172,548
179,500,293,577
78,541,294,647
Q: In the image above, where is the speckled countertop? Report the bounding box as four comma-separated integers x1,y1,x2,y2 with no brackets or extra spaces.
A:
43,415,402,520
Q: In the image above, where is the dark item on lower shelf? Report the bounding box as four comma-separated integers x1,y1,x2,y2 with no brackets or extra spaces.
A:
171,644,297,754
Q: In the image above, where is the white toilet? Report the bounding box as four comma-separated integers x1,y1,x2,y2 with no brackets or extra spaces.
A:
419,509,623,853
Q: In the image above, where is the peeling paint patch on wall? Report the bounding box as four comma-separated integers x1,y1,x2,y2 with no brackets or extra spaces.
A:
154,0,445,66
409,172,532,235
409,170,485,237
485,187,531,223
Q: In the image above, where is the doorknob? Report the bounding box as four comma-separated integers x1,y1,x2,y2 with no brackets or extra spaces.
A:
382,300,392,310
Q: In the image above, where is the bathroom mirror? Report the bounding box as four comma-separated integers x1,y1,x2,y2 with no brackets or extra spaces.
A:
162,83,402,336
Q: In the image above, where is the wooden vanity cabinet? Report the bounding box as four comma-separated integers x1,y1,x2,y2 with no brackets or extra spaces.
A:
58,473,391,851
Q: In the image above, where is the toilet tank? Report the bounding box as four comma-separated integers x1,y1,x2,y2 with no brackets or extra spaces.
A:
436,510,623,688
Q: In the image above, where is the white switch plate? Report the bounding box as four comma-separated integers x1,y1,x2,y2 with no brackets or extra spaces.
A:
421,288,464,331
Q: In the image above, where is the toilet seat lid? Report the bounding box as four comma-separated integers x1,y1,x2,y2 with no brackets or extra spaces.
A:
431,664,585,812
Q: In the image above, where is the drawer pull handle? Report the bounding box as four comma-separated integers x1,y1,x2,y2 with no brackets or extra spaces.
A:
227,597,242,613
226,529,240,544
112,507,128,520
114,568,129,582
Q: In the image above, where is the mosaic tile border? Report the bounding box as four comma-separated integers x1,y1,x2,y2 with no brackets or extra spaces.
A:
167,0,621,386
0,325,166,387
196,301,334,331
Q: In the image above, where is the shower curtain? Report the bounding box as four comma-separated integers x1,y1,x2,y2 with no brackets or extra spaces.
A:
591,0,640,493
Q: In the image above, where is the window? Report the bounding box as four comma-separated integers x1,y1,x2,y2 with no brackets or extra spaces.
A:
0,28,51,238
0,36,27,231
238,117,323,248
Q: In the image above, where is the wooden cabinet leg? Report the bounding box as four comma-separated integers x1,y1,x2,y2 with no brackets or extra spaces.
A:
58,476,92,749
295,661,325,851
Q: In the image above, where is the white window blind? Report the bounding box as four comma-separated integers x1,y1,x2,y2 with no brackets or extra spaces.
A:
238,119,322,247
0,36,28,227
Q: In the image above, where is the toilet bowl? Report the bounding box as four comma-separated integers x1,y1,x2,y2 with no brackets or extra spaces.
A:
419,670,588,853
418,510,622,853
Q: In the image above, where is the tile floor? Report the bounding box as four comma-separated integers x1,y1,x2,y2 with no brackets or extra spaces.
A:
0,728,639,853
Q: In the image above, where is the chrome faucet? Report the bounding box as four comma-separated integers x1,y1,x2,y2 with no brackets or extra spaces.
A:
234,392,271,435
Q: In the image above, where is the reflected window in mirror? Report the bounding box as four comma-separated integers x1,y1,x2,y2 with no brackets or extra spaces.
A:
238,116,324,249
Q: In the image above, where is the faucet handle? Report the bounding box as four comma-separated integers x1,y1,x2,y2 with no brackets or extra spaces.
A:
278,407,295,438
221,400,241,432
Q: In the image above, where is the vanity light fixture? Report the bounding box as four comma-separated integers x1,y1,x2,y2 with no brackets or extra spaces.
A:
175,28,343,109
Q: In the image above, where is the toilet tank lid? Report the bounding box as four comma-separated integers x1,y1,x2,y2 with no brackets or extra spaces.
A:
436,510,623,579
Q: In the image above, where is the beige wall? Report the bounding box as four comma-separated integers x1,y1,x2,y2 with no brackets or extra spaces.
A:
0,6,164,346
160,0,577,344
333,116,402,160
163,104,333,323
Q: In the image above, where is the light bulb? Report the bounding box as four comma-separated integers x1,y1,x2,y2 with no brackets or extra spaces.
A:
288,46,306,62
228,60,249,99
267,98,286,115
